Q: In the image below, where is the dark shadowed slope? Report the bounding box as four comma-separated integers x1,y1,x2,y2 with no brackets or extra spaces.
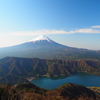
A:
46,83,99,100
0,83,99,100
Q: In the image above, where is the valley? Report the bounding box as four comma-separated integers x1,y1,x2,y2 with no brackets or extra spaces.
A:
0,57,100,85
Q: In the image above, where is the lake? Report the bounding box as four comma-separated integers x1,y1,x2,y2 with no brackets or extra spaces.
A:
31,73,100,90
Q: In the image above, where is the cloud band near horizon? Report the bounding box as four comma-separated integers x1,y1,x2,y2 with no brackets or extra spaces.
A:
0,25,100,36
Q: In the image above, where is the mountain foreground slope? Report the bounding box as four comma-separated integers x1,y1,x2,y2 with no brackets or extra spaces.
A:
0,83,99,100
0,35,100,59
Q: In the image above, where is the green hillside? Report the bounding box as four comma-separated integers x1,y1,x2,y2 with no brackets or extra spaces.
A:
0,57,100,85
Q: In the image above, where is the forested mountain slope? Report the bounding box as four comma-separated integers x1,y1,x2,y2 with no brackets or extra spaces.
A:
0,57,100,84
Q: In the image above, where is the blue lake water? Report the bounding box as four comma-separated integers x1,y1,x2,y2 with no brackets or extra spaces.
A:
31,73,100,90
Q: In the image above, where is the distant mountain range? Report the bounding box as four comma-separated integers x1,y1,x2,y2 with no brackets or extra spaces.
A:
0,35,100,60
0,57,100,85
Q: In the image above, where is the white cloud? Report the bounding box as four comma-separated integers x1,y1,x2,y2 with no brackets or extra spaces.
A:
91,25,100,28
0,26,100,36
11,29,69,36
11,28,100,36
73,29,100,33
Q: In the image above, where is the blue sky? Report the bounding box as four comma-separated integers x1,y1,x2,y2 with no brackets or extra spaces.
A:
0,0,100,50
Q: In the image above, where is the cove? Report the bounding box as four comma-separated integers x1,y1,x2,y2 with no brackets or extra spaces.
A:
31,73,100,90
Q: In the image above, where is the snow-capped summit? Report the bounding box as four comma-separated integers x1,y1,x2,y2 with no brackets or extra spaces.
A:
29,35,54,43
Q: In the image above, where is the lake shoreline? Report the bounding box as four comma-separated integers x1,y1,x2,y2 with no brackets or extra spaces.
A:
27,72,100,82
30,73,100,90
26,74,66,81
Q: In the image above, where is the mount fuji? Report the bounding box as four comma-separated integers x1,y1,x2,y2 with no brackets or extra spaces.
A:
0,35,100,59
29,35,54,43
14,35,69,49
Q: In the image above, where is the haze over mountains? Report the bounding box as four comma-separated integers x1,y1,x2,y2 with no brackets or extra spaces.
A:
0,35,100,60
0,35,100,100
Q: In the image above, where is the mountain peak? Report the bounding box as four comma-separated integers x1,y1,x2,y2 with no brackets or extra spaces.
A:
29,35,54,43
